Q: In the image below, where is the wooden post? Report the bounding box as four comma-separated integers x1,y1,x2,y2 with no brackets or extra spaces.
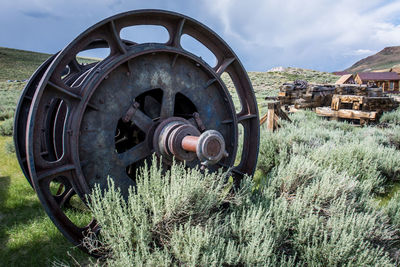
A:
260,101,291,132
266,102,276,131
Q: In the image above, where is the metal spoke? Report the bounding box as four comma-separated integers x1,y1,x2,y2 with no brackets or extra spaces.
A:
117,142,152,167
37,164,76,181
160,91,175,119
54,188,75,207
68,58,82,74
217,162,245,176
216,57,235,76
204,78,217,89
109,20,127,54
170,18,186,47
48,81,81,100
237,114,257,122
123,102,154,132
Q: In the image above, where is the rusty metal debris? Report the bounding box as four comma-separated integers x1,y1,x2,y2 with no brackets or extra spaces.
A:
13,10,260,254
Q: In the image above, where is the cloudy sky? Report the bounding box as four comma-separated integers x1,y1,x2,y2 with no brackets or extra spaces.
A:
1,0,400,72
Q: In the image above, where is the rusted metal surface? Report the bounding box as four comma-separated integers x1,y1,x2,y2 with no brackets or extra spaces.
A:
181,135,199,152
14,9,260,254
14,39,130,188
195,129,227,166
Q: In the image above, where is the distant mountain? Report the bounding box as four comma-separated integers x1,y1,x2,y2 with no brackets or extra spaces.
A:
344,46,400,73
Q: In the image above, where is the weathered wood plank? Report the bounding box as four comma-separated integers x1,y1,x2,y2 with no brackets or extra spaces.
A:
266,108,275,131
260,101,291,131
316,107,378,120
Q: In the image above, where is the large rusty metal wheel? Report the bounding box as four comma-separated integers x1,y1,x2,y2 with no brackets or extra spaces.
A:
16,10,259,253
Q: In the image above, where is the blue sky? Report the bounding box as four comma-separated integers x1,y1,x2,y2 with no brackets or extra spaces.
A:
1,0,400,72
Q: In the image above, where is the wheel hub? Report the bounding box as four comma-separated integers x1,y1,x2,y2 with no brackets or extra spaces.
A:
153,117,227,166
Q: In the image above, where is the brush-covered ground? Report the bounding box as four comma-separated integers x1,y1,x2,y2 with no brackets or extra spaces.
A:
1,47,398,266
2,87,400,266
81,110,400,266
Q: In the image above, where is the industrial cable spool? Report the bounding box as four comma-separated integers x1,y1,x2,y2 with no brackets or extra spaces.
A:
14,9,260,253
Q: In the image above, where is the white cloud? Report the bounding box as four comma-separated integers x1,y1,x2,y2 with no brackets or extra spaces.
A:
346,49,376,56
1,0,400,71
202,0,400,71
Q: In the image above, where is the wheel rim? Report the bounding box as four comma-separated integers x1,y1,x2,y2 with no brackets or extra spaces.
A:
14,40,132,187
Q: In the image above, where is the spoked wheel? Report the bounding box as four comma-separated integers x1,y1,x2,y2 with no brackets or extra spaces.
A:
18,9,259,253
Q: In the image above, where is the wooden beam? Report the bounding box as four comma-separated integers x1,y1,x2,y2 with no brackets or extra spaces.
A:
260,101,291,131
265,102,276,131
316,107,378,120
259,112,268,125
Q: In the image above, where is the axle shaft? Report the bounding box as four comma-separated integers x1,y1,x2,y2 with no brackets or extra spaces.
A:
154,118,227,166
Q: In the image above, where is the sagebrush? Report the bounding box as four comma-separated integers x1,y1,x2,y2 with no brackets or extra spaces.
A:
85,109,400,267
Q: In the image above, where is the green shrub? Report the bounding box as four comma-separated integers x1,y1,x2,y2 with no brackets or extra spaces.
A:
311,141,400,194
85,159,259,266
380,109,400,126
0,110,14,121
384,192,400,228
257,111,400,194
80,109,400,266
263,156,397,265
0,84,21,120
4,140,15,154
384,127,400,150
84,156,398,266
0,118,13,136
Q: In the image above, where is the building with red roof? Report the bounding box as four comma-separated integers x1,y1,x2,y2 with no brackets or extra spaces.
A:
355,72,400,92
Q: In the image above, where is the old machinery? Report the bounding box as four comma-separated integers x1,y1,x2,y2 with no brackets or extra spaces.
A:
13,10,260,253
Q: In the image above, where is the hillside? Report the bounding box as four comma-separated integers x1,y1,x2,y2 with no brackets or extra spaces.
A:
0,46,338,98
0,46,338,122
0,47,101,82
0,47,51,82
345,46,400,73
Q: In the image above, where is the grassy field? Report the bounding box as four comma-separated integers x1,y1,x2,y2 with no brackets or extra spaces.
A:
0,136,90,266
0,47,50,82
0,48,106,266
0,47,100,82
0,49,93,264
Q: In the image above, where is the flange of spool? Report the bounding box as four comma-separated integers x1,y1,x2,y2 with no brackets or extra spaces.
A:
16,9,260,254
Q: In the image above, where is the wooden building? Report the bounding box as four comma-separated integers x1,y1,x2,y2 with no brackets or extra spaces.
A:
354,72,400,92
335,74,355,84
